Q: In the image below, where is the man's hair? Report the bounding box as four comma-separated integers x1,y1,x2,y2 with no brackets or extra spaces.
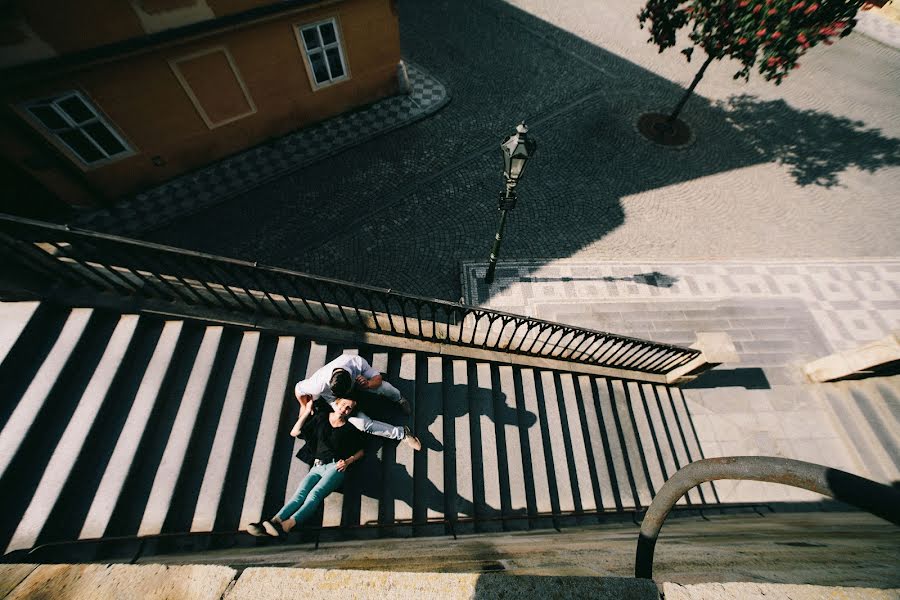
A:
329,368,353,397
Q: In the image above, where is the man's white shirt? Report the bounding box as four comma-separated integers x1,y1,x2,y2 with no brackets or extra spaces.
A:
294,354,380,402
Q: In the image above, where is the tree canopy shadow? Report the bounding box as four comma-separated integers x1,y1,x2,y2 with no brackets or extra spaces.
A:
719,93,900,188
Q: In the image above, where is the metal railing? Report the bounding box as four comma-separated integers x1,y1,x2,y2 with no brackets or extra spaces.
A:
0,215,701,376
634,456,900,579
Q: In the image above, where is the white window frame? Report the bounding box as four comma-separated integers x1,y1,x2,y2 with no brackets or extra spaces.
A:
295,18,350,90
21,91,133,168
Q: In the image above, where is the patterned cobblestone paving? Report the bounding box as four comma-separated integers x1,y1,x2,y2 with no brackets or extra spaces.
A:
72,63,447,236
462,258,900,353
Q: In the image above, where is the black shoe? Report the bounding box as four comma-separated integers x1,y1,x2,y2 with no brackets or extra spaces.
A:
246,522,267,537
262,519,288,540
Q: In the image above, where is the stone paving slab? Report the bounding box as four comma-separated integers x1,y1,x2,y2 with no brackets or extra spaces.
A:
0,564,36,598
70,62,448,237
663,582,900,600
1,563,236,600
225,568,657,600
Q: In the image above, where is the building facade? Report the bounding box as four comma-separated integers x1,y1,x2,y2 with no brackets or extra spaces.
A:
0,0,402,214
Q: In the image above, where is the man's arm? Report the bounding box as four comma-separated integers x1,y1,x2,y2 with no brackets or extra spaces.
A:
351,355,384,389
354,373,383,389
294,380,313,406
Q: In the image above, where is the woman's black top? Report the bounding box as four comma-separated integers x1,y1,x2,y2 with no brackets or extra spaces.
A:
300,410,365,463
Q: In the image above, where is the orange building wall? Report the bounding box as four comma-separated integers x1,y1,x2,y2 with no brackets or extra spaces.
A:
2,0,400,205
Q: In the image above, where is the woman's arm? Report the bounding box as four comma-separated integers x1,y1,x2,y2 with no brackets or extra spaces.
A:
336,449,364,472
290,399,315,437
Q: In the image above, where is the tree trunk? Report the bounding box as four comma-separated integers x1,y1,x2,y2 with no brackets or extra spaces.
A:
667,52,716,123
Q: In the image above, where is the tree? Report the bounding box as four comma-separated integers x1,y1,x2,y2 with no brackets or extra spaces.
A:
638,0,866,124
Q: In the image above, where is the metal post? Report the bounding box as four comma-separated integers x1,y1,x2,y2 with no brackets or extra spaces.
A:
484,208,508,285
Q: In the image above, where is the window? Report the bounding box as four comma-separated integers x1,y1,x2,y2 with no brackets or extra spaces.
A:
23,92,131,167
297,19,348,88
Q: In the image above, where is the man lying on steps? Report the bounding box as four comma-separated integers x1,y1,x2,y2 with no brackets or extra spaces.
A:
292,353,421,451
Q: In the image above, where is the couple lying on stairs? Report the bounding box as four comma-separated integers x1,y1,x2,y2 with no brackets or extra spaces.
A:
247,354,422,538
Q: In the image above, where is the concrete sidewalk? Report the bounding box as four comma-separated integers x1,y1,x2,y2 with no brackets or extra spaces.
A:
2,513,898,599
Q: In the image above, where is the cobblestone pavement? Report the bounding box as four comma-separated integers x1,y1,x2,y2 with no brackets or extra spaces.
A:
146,0,900,302
72,63,447,236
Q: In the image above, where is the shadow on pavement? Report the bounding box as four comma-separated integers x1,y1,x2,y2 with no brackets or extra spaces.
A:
719,94,900,188
144,0,900,304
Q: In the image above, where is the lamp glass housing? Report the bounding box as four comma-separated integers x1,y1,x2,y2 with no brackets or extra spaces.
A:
500,122,535,183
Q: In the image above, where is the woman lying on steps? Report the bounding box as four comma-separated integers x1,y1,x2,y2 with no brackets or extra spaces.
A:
247,397,365,538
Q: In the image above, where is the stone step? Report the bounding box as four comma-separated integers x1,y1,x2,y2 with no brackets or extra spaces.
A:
822,384,894,484
6,314,141,553
0,300,725,555
846,380,900,481
138,324,224,537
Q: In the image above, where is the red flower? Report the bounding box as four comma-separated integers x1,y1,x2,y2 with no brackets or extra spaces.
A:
804,3,819,13
797,32,808,43
756,28,767,36
767,57,778,66
771,31,782,39
788,1,805,12
738,36,749,44
767,8,777,14
802,41,811,48
739,0,750,6
753,4,762,12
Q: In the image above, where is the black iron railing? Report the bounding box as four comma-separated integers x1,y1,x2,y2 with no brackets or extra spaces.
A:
0,215,701,376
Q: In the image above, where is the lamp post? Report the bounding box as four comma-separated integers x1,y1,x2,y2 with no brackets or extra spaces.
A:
484,122,536,285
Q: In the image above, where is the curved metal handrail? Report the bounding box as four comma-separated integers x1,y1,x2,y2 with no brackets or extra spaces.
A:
634,456,900,579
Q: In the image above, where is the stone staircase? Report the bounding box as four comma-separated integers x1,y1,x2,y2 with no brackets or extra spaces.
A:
0,300,718,557
817,378,900,486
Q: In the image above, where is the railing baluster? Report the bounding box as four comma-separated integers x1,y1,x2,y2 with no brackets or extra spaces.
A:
48,241,130,294
152,251,216,307
58,237,145,297
247,268,288,319
567,332,595,361
0,235,84,289
261,269,303,320
620,345,656,369
229,263,268,313
332,286,355,328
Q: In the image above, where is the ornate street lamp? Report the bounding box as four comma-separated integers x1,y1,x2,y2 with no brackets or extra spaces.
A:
485,122,536,285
